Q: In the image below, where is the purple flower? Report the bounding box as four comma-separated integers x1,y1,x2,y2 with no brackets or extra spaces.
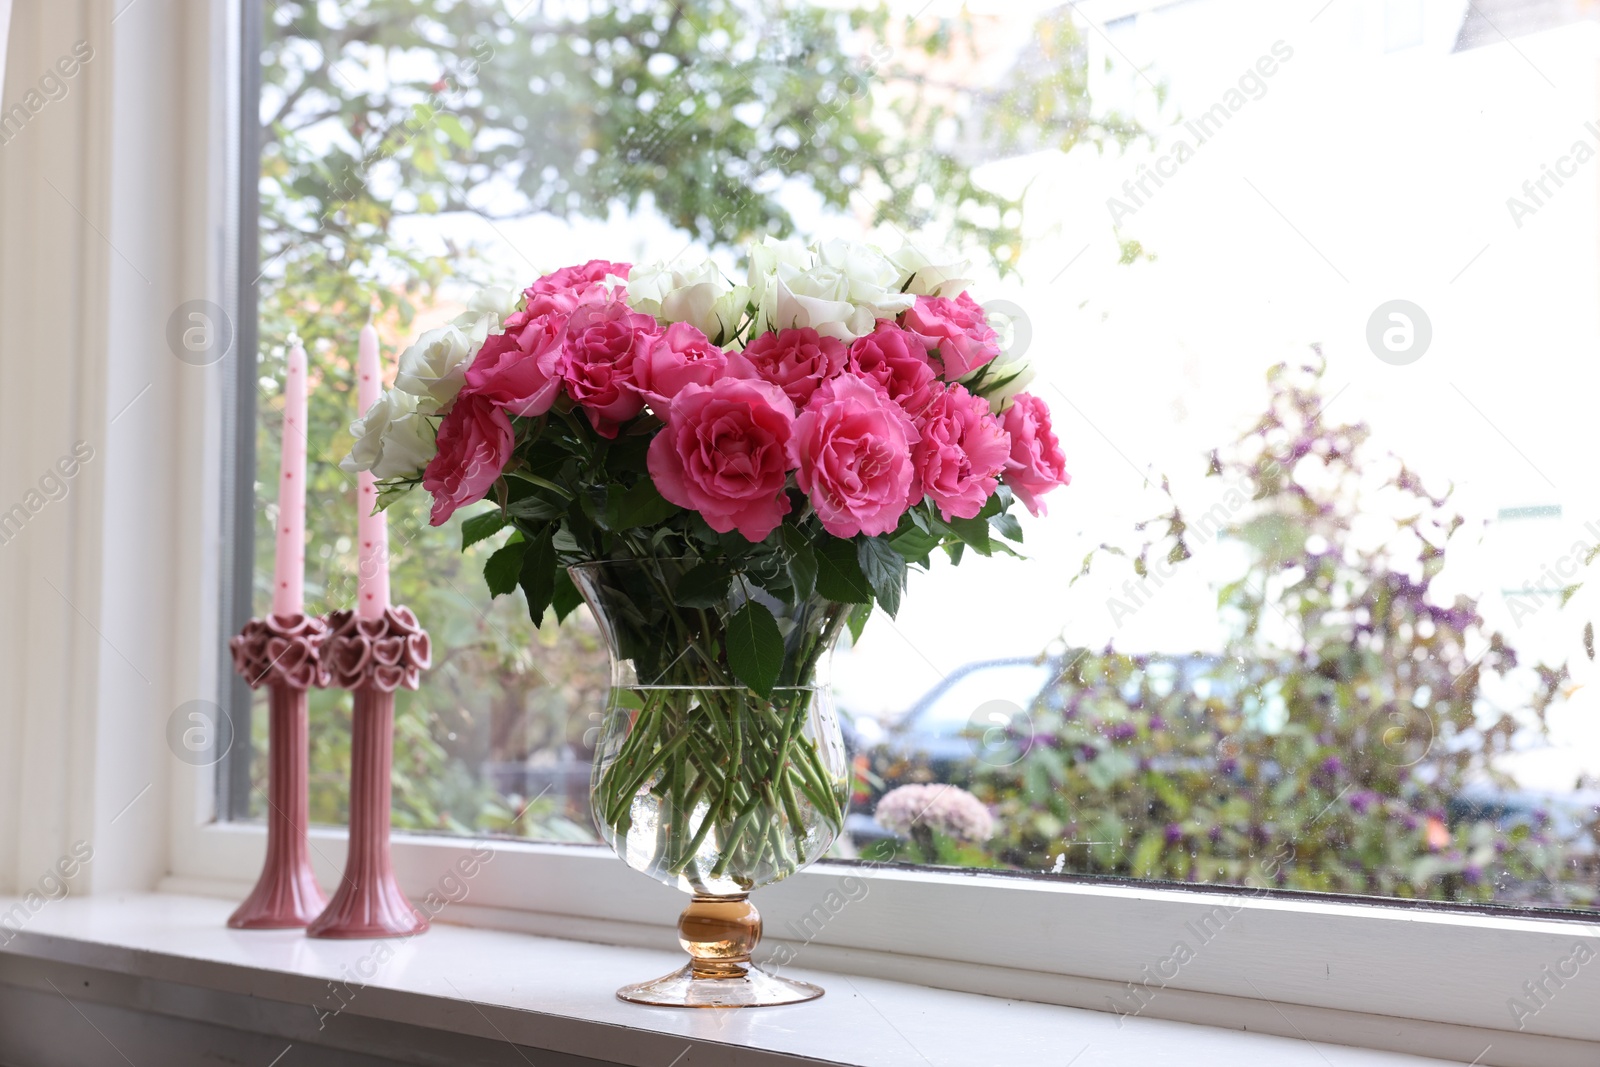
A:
1078,744,1100,763
1311,755,1347,789
1348,790,1375,816
1148,715,1167,733
1208,825,1222,844
1108,722,1138,742
1164,823,1183,845
1463,865,1483,886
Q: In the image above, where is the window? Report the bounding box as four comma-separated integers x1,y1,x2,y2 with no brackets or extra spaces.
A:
234,0,1598,932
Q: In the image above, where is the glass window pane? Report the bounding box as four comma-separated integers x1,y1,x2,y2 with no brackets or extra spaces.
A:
246,0,1600,913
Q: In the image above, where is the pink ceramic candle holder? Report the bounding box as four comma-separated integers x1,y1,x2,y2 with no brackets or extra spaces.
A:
227,614,331,929
307,606,432,939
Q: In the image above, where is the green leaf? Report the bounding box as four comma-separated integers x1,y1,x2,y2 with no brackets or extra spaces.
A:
778,525,818,599
505,493,568,522
944,516,993,556
551,567,585,623
484,539,528,597
519,528,557,626
433,111,473,150
889,524,942,565
857,536,907,618
815,538,873,603
726,600,784,698
990,511,1024,543
1130,831,1165,878
602,478,680,531
461,509,508,550
673,561,732,608
847,601,873,645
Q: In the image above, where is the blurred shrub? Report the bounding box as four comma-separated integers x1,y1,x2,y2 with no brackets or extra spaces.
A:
954,358,1593,906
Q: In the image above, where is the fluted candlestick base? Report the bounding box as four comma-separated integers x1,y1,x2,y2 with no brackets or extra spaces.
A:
307,685,426,938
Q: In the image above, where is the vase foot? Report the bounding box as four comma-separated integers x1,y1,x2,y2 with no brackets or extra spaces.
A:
617,962,823,1008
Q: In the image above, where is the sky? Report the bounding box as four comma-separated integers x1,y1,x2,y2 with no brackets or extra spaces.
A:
381,0,1600,790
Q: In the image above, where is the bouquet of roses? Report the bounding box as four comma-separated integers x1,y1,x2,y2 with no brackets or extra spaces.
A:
345,236,1068,887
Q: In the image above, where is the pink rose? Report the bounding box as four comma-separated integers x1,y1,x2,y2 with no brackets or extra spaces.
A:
902,292,1000,379
463,313,567,417
742,327,849,408
423,394,515,526
846,320,938,419
630,322,734,416
790,374,921,539
647,378,796,542
999,392,1069,517
522,281,611,321
562,299,658,437
914,383,1012,521
528,259,630,297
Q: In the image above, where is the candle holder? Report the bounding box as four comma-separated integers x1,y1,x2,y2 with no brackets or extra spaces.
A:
227,614,331,929
308,606,432,939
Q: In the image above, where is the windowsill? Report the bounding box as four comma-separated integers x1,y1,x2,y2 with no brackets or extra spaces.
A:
0,892,1479,1066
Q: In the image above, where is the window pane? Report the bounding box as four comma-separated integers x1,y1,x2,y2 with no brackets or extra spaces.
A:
248,0,1600,913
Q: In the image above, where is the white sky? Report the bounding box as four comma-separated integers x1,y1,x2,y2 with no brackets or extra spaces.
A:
385,0,1600,789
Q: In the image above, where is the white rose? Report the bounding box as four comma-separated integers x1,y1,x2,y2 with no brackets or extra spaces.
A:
961,302,1036,412
974,358,1037,413
889,239,974,298
341,389,437,480
765,240,915,340
772,261,863,340
393,325,474,415
746,237,814,333
626,260,747,342
462,284,519,322
815,238,915,332
451,285,520,348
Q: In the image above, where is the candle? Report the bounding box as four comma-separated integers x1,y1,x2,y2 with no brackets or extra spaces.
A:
356,322,391,619
271,339,308,618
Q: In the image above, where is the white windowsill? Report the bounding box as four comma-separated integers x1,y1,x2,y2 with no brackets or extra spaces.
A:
157,826,1600,1067
0,892,1467,1067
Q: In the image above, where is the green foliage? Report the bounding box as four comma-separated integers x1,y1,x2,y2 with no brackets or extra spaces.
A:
868,358,1593,907
726,599,786,698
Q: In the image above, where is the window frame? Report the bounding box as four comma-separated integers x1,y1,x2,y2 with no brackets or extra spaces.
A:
155,4,1600,1064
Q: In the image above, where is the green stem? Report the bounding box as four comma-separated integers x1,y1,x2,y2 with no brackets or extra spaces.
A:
603,721,693,828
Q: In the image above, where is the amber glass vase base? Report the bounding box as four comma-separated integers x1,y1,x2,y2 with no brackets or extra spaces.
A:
617,963,823,1008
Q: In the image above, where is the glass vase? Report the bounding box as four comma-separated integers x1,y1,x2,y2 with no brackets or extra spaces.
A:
571,559,850,1008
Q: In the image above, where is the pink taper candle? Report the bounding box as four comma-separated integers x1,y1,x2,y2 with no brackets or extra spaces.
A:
271,339,308,618
356,323,391,619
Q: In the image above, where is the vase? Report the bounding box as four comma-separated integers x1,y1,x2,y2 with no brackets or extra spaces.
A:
227,614,330,929
571,559,850,1008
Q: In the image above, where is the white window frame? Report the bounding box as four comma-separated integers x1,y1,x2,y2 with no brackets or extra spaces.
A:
1,4,1592,1066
